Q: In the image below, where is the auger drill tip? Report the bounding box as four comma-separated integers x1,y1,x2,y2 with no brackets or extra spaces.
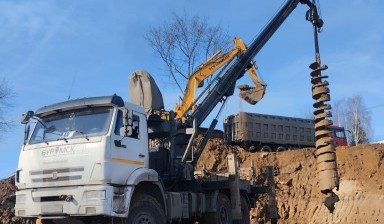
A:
323,191,339,213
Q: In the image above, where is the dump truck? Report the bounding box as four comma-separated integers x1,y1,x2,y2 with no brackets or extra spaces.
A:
15,0,339,223
224,112,348,151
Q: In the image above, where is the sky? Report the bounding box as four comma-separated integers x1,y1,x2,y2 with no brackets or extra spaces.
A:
0,0,383,179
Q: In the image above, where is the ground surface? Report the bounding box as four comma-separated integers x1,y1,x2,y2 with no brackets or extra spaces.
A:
196,141,384,224
1,143,383,223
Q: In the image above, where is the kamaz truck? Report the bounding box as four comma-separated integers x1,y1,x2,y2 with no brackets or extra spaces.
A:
15,1,339,223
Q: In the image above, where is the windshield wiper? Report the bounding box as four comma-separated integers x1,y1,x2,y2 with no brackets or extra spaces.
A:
57,129,90,142
71,129,90,141
57,135,69,143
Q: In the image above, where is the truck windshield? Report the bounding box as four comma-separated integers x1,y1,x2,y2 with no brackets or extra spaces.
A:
29,107,114,144
333,129,346,139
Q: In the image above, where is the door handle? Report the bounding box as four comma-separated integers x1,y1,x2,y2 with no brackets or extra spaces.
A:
138,153,145,158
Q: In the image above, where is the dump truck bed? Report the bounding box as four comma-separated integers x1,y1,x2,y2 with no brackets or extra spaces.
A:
224,112,315,147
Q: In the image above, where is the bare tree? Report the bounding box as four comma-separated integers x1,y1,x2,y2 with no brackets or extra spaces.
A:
347,95,371,145
332,99,346,127
332,98,351,143
332,95,371,145
0,78,14,136
145,13,231,93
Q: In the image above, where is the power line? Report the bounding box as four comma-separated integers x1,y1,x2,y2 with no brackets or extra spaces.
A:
367,103,384,110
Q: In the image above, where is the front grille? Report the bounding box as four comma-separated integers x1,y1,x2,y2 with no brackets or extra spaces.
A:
30,167,84,183
32,175,82,183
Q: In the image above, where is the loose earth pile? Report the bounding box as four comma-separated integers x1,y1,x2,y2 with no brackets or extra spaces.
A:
196,141,384,224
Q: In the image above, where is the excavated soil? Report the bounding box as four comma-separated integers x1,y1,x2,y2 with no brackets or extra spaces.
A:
1,142,383,223
0,176,33,224
196,141,384,224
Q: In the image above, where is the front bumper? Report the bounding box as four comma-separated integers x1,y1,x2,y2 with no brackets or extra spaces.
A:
15,185,130,218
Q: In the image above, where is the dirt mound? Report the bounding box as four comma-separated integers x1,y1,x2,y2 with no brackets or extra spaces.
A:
0,176,33,224
196,140,384,224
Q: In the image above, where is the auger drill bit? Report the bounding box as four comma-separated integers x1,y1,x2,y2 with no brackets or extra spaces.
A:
307,1,339,212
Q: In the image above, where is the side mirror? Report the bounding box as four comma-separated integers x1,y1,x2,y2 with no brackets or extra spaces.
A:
21,111,34,124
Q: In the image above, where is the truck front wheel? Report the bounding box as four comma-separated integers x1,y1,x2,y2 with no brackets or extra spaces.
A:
203,193,232,224
233,196,250,224
126,193,166,224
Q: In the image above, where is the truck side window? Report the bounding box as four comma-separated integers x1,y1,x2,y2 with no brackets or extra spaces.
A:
114,110,123,135
114,110,140,139
131,115,140,139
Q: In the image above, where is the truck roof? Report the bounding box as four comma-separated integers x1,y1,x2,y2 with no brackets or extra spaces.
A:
35,94,126,117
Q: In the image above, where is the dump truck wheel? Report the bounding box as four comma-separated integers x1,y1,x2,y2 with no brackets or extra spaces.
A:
261,145,272,152
248,145,257,152
126,193,165,224
234,196,250,224
276,146,286,152
203,193,232,224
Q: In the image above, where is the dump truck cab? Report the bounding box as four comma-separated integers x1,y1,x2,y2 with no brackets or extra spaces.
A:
329,125,348,146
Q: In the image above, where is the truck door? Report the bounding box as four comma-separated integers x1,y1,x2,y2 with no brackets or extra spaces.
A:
110,109,148,184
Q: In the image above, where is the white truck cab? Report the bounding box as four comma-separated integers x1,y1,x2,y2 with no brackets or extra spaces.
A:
15,95,159,221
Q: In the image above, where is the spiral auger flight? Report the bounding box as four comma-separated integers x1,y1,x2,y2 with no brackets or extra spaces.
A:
310,61,339,192
307,1,339,212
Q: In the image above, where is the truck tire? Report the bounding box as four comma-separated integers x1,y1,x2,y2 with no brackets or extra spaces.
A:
248,145,256,152
126,193,166,224
261,145,272,152
234,196,250,224
203,193,232,224
276,146,286,152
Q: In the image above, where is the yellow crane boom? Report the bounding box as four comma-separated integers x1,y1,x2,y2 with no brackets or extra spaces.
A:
174,37,267,119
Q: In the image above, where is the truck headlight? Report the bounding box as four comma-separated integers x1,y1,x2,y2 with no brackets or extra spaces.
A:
85,190,106,200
